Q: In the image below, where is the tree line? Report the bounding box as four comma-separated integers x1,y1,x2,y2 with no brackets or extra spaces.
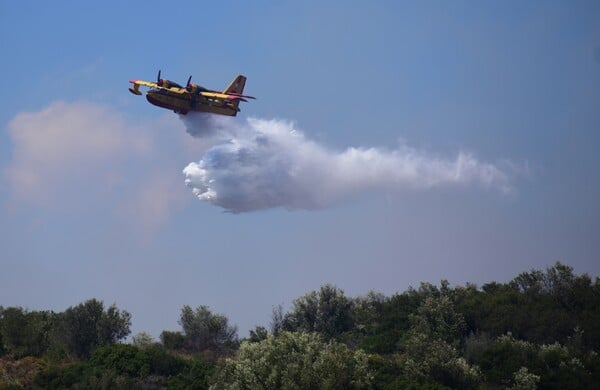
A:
0,261,599,389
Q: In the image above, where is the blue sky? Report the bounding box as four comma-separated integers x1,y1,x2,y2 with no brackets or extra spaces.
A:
1,1,599,338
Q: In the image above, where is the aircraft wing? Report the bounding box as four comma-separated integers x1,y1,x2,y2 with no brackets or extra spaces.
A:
200,91,253,102
129,79,157,95
131,80,159,88
129,79,188,95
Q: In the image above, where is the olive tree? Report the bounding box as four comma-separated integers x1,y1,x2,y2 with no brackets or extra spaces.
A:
58,299,131,358
400,296,481,389
179,305,238,354
211,331,372,389
283,284,355,339
0,307,55,357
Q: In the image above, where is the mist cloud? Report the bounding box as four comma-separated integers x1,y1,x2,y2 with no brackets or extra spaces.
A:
182,114,511,213
4,101,187,234
4,102,511,217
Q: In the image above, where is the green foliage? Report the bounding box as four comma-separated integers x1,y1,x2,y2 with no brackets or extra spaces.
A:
472,333,595,389
57,299,131,358
90,343,185,377
407,296,466,347
512,367,540,390
248,325,269,343
34,362,85,389
584,350,600,386
178,305,239,354
457,262,600,348
368,354,403,389
0,356,48,389
475,333,538,385
354,286,430,354
166,355,216,390
353,291,386,329
35,362,143,390
269,304,285,335
89,344,152,377
160,330,185,351
463,331,493,364
0,308,4,357
0,308,55,358
0,300,130,361
399,296,481,389
132,331,155,349
2,262,599,389
34,343,190,389
211,331,373,390
534,342,592,388
282,284,355,340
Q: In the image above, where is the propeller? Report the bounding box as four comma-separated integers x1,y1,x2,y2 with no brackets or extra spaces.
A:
185,75,193,91
157,70,162,86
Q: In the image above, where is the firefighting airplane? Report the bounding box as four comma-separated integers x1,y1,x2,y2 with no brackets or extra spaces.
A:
129,70,255,116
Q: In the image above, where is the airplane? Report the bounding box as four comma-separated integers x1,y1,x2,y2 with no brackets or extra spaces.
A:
129,70,255,116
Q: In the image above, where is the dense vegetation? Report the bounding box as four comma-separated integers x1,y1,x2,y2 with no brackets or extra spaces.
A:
1,262,598,389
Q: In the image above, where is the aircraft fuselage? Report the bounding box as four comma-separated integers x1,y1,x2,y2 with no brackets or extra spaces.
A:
146,89,239,116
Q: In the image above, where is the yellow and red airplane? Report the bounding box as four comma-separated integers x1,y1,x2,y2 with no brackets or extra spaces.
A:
129,70,255,116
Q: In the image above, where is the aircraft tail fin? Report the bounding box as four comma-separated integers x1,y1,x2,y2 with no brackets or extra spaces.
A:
224,75,247,95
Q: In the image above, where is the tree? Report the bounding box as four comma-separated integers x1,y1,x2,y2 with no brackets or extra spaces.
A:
269,304,284,335
0,307,28,356
132,332,155,349
58,299,131,358
473,334,595,388
400,296,481,389
35,344,190,389
458,262,600,348
211,332,372,389
407,296,466,346
178,305,238,354
354,290,424,354
512,367,540,390
248,326,268,343
160,330,185,351
0,307,55,358
283,284,355,339
98,304,132,346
